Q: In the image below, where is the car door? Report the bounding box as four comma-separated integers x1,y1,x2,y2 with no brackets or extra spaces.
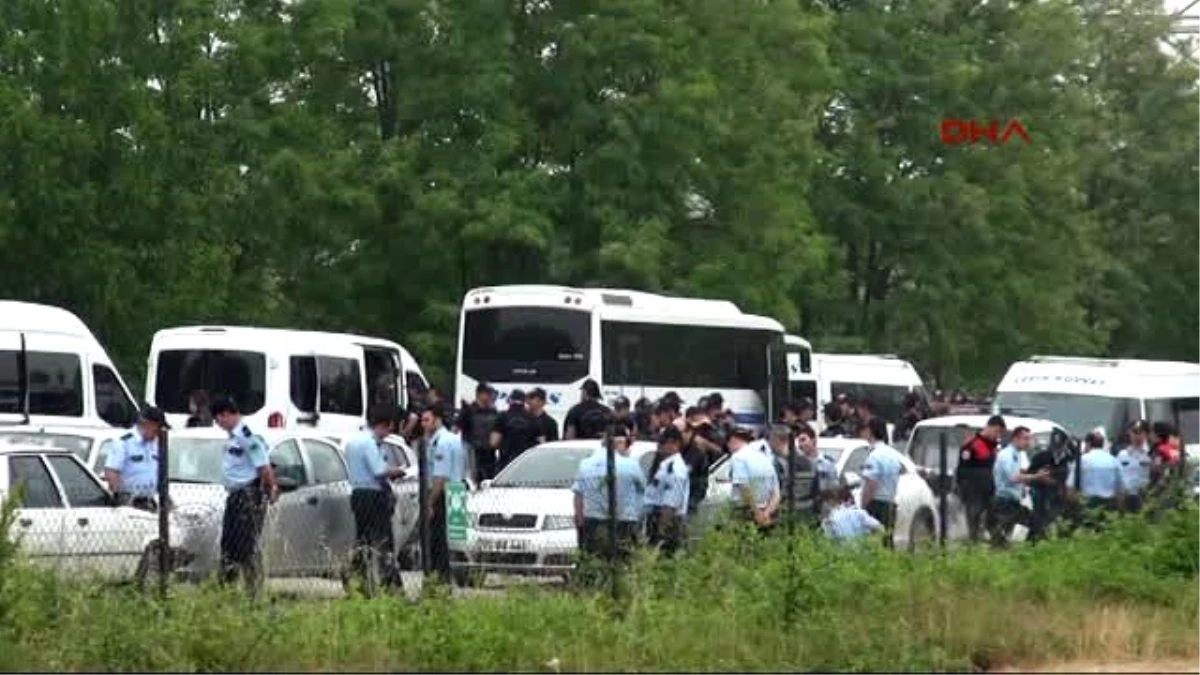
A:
300,437,355,575
46,453,145,580
265,439,318,575
381,438,420,547
6,454,66,570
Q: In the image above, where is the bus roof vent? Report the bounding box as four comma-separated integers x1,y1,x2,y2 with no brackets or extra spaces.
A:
601,293,633,307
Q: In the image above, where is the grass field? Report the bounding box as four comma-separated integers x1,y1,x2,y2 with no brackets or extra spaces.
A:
0,501,1196,672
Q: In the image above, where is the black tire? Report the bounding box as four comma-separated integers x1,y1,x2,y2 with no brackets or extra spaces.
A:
135,541,168,595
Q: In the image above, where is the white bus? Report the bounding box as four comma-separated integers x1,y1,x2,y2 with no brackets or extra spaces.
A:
991,356,1200,443
454,286,788,428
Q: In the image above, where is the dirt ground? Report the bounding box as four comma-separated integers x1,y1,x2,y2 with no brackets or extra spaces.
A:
994,658,1199,673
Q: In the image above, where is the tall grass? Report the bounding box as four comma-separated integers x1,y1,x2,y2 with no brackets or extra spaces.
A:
0,501,1196,672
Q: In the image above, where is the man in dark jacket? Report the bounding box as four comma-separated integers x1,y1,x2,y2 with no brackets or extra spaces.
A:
564,379,612,440
457,383,499,481
490,390,542,473
956,415,1005,542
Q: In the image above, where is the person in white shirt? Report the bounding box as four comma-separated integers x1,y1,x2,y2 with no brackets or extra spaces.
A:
727,428,781,532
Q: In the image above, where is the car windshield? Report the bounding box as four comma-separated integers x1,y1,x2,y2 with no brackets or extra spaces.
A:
491,444,598,488
0,432,92,461
168,437,228,484
993,392,1138,439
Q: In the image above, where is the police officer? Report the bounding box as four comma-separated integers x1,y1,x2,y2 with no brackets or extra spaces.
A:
424,402,467,584
858,417,903,548
104,406,170,512
644,425,690,556
345,403,408,591
956,415,1004,542
572,424,645,562
564,379,612,440
823,483,884,545
1073,430,1125,527
490,389,541,473
457,383,498,482
211,395,278,593
1116,420,1153,513
989,426,1046,548
727,428,781,532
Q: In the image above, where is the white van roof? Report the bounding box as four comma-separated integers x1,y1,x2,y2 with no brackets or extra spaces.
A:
912,414,1064,435
0,301,96,339
814,353,924,388
151,325,405,352
997,356,1200,399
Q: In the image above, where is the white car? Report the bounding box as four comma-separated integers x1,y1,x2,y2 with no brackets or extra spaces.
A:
707,438,941,550
0,426,130,477
1,445,190,582
904,414,1070,542
165,427,412,583
451,440,659,582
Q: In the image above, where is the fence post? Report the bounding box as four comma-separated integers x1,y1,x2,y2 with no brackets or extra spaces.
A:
786,432,796,534
417,436,431,578
938,431,947,550
783,429,798,628
156,426,171,600
604,430,618,603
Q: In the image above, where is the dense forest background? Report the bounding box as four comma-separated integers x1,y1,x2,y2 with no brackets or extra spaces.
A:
0,0,1196,392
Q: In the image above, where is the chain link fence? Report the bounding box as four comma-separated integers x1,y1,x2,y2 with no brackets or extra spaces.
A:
2,425,1195,604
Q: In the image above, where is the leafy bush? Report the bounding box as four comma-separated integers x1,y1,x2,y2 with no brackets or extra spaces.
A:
0,501,1195,672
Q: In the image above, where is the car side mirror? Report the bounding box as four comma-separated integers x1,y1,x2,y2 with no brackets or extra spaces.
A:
276,476,300,493
843,471,863,490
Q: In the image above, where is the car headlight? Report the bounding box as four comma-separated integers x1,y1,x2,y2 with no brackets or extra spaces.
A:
542,515,575,531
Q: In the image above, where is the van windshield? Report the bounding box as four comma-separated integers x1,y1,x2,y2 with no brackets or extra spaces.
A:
0,351,84,417
155,350,267,415
992,391,1139,439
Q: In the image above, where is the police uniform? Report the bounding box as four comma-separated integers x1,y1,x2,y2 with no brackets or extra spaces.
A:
345,429,401,588
812,452,839,495
644,453,690,555
1116,444,1152,512
1075,448,1125,515
220,422,271,584
105,429,162,512
861,441,903,548
429,426,467,581
572,448,646,560
823,503,883,544
956,433,998,542
730,445,781,531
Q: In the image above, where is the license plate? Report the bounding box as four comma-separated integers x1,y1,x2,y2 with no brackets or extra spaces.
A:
480,539,526,552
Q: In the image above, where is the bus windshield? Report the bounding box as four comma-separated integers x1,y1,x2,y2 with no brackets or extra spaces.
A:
992,391,1139,439
462,307,591,384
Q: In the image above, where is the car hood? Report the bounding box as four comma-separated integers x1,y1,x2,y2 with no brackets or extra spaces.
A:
467,487,574,516
168,482,227,507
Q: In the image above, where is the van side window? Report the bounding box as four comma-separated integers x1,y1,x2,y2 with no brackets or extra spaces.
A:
289,357,317,413
94,364,137,427
0,351,84,417
154,350,266,415
318,356,363,416
404,370,428,397
1146,397,1200,442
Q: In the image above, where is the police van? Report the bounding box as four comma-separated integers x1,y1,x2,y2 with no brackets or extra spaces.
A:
813,353,928,438
145,326,430,432
0,301,140,429
991,356,1200,444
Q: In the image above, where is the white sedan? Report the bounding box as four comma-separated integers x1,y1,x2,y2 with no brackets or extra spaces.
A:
904,414,1070,542
1,445,190,582
706,438,941,550
0,425,129,477
451,440,658,583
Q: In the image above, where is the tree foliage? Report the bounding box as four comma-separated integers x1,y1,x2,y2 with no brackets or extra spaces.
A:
0,0,1194,391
